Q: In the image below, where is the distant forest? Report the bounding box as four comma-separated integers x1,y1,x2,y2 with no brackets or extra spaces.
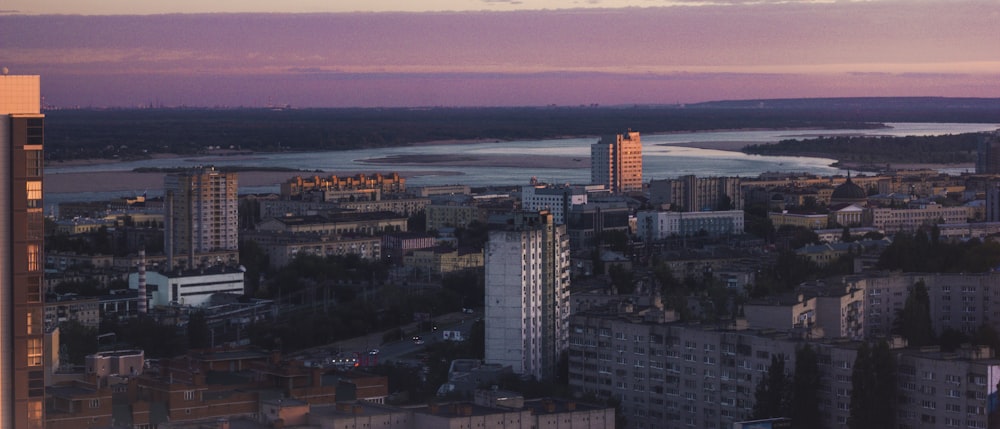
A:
742,133,984,166
42,97,1000,162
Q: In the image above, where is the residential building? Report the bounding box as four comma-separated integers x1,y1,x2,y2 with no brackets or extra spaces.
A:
280,172,405,200
242,231,381,268
870,203,972,233
768,211,829,230
636,210,745,241
976,130,1000,174
485,211,570,380
520,184,588,225
591,131,643,194
743,293,816,331
164,167,239,269
425,201,487,230
0,73,45,429
403,246,484,276
382,232,436,265
895,345,999,429
649,175,743,212
566,201,631,248
255,212,407,235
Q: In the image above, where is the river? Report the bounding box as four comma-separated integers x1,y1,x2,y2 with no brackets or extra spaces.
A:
44,122,1000,209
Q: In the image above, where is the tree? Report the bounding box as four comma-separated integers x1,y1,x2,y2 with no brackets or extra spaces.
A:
892,281,935,347
849,341,897,429
752,354,790,419
791,345,823,429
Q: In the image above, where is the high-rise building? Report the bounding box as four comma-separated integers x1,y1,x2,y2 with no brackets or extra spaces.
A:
484,211,570,380
164,167,239,269
976,130,1000,174
591,131,643,194
1,74,46,429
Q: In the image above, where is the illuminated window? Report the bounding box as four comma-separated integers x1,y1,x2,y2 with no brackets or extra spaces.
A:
26,244,39,272
26,311,39,335
27,338,42,366
26,181,41,208
27,399,42,429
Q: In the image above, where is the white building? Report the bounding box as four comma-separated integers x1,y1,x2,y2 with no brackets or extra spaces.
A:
636,210,745,241
129,266,245,307
485,211,570,380
520,185,587,225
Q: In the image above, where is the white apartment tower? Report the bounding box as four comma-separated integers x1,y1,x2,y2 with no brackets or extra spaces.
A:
485,211,570,380
164,167,239,269
591,130,643,194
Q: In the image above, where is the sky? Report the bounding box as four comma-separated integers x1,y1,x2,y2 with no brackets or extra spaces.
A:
1,0,998,108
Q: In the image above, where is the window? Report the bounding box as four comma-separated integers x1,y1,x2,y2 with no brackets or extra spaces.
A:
184,390,196,400
25,150,42,177
90,399,100,408
26,244,39,272
25,276,41,303
27,338,42,366
26,311,39,335
26,181,41,208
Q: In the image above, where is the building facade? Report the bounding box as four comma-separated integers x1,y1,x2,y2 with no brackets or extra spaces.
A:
520,185,588,225
485,212,570,380
1,74,45,429
636,210,745,241
164,168,239,269
591,131,643,194
649,175,743,212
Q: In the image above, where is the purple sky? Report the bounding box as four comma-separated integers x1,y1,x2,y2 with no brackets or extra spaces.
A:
2,1,998,107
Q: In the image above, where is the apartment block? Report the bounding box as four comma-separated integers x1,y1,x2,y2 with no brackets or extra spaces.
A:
591,131,643,194
164,168,239,270
485,211,570,380
1,73,45,429
636,210,745,240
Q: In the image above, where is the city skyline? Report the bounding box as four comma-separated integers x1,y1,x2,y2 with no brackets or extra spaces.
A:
2,0,998,107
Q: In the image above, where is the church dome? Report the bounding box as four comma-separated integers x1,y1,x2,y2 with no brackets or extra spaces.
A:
831,176,867,202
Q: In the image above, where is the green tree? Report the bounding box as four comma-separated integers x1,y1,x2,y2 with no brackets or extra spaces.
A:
59,321,98,365
892,281,935,347
752,354,790,419
849,341,897,429
791,345,823,429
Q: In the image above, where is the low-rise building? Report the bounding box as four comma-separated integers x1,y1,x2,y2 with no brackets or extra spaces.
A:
243,231,381,268
403,246,484,276
128,266,245,307
636,210,745,240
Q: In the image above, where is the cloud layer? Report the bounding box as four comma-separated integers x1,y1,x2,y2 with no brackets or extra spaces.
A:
2,2,998,107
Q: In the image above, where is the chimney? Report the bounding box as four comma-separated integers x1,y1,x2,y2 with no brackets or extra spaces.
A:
138,248,148,315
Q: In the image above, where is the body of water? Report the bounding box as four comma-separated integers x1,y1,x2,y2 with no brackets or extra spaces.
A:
45,122,1000,207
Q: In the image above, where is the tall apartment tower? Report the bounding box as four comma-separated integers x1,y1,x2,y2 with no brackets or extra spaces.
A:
484,211,570,380
164,168,239,269
0,74,45,429
976,130,1000,174
591,130,643,194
